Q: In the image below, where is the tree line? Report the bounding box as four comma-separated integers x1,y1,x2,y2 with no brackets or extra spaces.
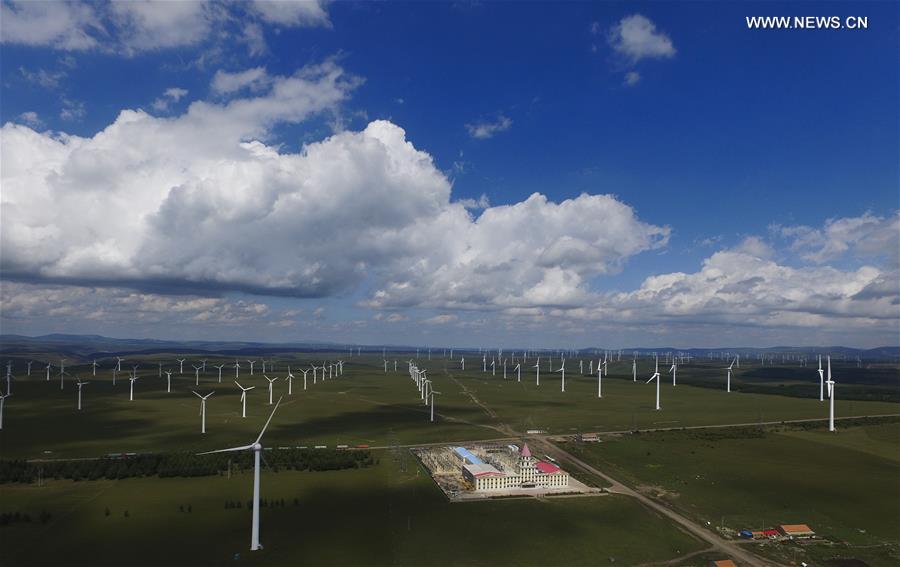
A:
0,448,375,484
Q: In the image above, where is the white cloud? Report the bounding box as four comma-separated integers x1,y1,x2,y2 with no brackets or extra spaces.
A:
0,0,333,54
423,314,458,325
151,87,189,112
211,67,270,96
18,111,43,129
466,115,512,139
249,0,331,28
774,212,900,266
111,0,214,53
1,0,100,50
59,97,85,121
0,281,269,326
624,71,641,87
2,61,667,316
608,14,676,63
19,66,66,89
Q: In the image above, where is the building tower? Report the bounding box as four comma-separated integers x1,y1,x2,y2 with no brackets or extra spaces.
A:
518,442,536,483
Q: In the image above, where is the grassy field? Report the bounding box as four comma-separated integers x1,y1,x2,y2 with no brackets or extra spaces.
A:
1,451,708,566
1,355,898,459
566,421,900,566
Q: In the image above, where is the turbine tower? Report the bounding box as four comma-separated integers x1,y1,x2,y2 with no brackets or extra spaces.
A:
235,381,255,418
198,398,282,551
193,390,214,434
647,357,661,410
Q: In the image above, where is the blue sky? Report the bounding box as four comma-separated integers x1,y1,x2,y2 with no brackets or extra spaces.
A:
1,1,898,348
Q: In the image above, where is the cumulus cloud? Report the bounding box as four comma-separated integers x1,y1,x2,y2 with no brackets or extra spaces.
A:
151,87,189,112
1,0,100,50
249,0,331,28
0,281,269,325
0,0,333,54
466,115,512,139
18,111,43,129
59,97,85,121
623,71,641,87
774,212,900,266
608,14,676,63
211,67,270,96
1,60,668,315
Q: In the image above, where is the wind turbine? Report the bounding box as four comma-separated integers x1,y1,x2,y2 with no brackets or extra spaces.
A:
817,355,824,402
46,362,52,381
670,361,677,386
515,363,521,382
301,369,309,390
460,357,465,370
826,356,836,432
128,373,139,401
556,361,566,393
726,358,735,393
286,368,296,395
177,359,186,374
264,376,278,405
632,358,637,382
198,397,283,552
27,360,33,376
193,391,214,434
597,364,602,398
234,360,241,378
91,360,98,376
75,378,89,410
0,390,9,429
164,370,173,393
647,357,661,410
193,365,202,386
116,357,125,372
383,359,389,373
533,360,540,386
214,364,225,383
429,388,441,422
247,360,256,375
235,381,255,418
490,359,495,376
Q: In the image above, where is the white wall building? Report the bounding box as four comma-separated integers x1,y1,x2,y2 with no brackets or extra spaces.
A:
460,443,569,491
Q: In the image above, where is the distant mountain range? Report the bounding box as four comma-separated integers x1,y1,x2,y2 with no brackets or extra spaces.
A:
0,333,897,360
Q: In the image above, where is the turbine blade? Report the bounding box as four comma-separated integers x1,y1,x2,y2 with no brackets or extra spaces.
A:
255,396,282,444
197,444,253,455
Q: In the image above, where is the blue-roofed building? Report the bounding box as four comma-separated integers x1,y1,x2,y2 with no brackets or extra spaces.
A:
453,447,484,465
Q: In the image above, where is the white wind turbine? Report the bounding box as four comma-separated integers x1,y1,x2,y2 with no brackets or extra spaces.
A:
76,378,89,410
116,357,125,372
556,361,566,392
817,355,824,402
632,358,637,382
234,360,241,378
460,357,465,370
490,359,495,376
177,359,186,374
383,359,389,373
286,368,296,395
214,364,225,383
429,388,441,422
193,365,202,386
0,390,9,429
247,360,256,375
46,362,52,381
128,373,139,401
164,370,173,393
533,360,541,386
647,357,661,410
264,375,278,405
597,363,603,398
193,390,214,434
235,381,255,418
91,360,98,376
725,358,735,393
27,360,33,376
301,369,309,390
198,397,282,552
515,363,521,382
670,361,677,386
826,356,836,432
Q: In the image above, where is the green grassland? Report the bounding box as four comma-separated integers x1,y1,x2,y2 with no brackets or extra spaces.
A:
1,452,707,567
566,421,900,566
1,355,898,460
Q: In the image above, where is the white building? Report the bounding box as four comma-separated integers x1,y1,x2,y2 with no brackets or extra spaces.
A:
460,443,569,491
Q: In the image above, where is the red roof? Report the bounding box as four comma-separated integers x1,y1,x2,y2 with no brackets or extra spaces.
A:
535,461,560,474
521,443,532,457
